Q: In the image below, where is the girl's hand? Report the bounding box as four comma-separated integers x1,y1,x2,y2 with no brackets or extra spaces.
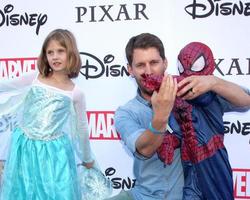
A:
82,160,95,169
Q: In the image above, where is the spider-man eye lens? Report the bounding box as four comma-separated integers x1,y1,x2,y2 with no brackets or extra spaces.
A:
177,59,184,74
191,55,205,72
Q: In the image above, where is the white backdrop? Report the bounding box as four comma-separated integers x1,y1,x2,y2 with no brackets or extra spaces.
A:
0,0,250,199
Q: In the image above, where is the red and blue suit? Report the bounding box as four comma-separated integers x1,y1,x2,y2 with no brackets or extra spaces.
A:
158,42,234,199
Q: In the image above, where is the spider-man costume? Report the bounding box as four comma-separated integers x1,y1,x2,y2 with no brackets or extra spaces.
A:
142,42,234,200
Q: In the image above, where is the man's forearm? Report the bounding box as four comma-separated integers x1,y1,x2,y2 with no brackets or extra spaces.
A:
136,130,164,158
211,76,250,107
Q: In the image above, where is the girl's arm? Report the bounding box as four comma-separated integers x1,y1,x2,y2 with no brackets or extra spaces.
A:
73,86,94,168
0,71,38,92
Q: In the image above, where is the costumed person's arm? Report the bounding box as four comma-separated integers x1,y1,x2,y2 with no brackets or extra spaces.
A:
136,75,177,158
177,75,250,107
72,86,94,168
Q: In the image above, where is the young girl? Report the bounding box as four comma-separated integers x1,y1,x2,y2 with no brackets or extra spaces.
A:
0,29,111,200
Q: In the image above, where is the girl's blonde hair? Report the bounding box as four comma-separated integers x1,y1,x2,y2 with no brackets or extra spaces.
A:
37,29,82,78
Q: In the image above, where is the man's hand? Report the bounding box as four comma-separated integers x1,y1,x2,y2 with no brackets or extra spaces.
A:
135,75,177,158
151,75,178,131
177,75,216,100
177,75,250,106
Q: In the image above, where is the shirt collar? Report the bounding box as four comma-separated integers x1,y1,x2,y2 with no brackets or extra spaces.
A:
136,89,152,107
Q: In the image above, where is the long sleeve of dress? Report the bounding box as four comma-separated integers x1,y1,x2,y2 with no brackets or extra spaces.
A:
0,71,37,93
0,72,37,116
71,87,113,200
72,86,93,163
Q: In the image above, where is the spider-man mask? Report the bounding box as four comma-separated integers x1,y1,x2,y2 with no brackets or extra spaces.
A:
177,42,215,77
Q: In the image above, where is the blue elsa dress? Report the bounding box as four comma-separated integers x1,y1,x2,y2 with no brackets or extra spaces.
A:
0,79,112,200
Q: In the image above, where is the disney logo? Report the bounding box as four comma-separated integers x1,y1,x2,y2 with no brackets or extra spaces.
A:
80,52,129,79
0,4,47,35
185,0,250,19
105,167,136,190
224,120,250,136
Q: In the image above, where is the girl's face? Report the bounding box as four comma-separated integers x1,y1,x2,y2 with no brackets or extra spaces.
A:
46,40,67,73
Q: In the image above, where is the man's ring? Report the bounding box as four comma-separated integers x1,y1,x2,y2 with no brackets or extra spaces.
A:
189,88,195,94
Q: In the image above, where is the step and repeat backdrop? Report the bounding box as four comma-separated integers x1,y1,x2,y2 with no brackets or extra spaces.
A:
0,0,249,198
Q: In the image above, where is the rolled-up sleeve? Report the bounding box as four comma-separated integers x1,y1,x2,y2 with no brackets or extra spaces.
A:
114,107,145,154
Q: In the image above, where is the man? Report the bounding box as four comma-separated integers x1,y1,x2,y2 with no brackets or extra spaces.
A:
107,33,250,200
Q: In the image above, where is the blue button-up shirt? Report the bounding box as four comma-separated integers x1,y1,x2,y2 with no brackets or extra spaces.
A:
114,91,184,200
115,87,250,200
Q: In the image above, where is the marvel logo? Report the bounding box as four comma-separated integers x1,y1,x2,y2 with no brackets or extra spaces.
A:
87,111,120,140
233,169,250,199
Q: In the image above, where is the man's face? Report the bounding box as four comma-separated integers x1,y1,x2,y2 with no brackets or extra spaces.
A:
128,47,167,96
